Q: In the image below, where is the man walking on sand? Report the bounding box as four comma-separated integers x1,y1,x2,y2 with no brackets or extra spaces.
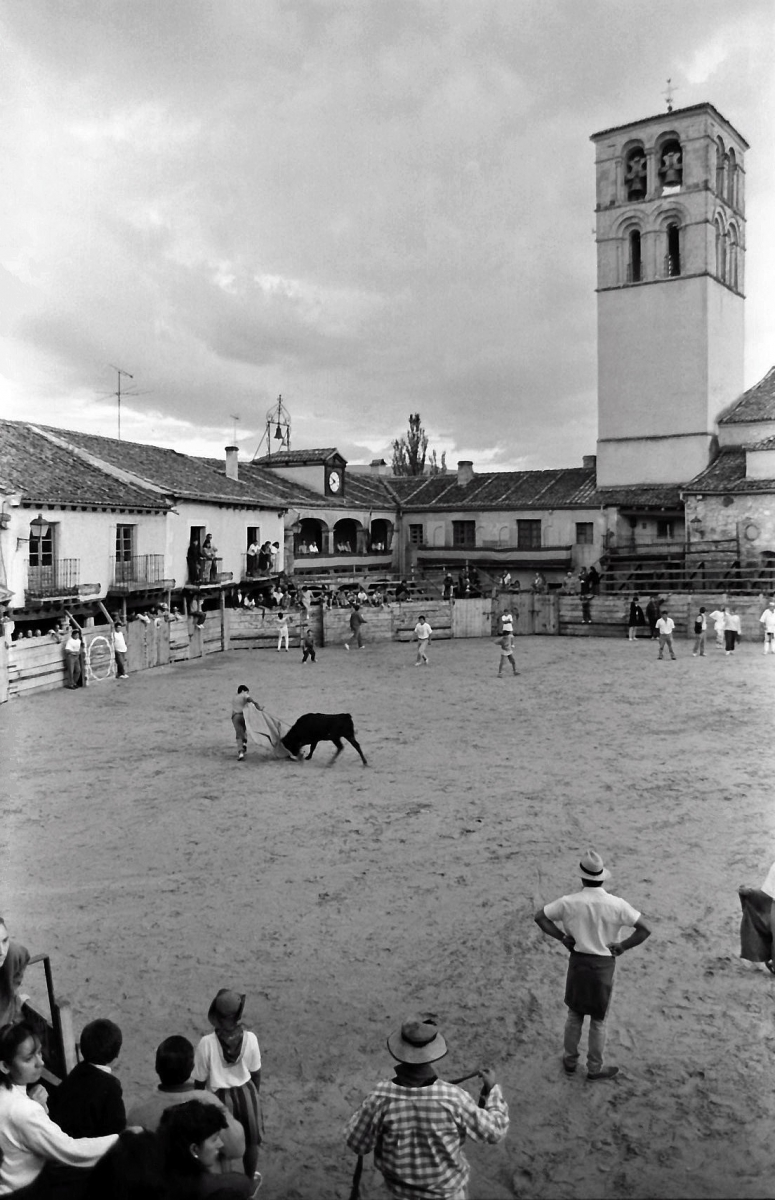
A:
345,603,367,651
414,615,432,666
534,850,651,1080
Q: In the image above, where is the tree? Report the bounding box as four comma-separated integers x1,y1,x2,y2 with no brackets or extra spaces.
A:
391,414,446,476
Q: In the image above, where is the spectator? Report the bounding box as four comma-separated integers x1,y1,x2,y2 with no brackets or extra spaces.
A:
160,1101,259,1199
201,536,218,584
0,1022,119,1194
345,1013,508,1200
724,605,742,655
113,621,129,680
692,607,707,657
83,1129,167,1200
0,917,30,1028
395,580,410,602
656,608,677,660
64,628,83,689
245,540,260,578
193,990,262,1181
627,595,645,642
443,572,454,600
588,564,601,595
760,598,775,654
187,539,203,585
645,595,660,640
48,1019,125,1138
708,604,726,650
126,1036,244,1165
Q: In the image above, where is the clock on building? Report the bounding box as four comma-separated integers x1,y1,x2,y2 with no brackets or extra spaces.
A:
326,468,342,496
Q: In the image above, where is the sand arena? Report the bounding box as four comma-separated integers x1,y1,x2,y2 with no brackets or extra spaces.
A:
1,635,773,1199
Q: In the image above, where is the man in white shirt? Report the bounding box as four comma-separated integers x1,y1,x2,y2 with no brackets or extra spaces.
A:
414,616,432,666
535,850,651,1080
113,621,128,680
708,606,726,650
759,599,775,654
655,610,676,660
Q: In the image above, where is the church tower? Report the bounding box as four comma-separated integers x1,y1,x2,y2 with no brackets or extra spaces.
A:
591,103,748,486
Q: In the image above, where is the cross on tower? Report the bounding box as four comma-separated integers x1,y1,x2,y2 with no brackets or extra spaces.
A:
663,77,678,113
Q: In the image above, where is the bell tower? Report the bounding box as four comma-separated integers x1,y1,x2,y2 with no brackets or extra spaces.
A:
591,103,748,486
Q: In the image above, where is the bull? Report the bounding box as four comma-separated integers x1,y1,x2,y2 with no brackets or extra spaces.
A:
281,713,368,766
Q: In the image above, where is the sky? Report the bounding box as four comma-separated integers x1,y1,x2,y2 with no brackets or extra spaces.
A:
1,0,773,471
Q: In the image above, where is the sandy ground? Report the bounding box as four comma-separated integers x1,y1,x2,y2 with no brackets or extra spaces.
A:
1,632,774,1199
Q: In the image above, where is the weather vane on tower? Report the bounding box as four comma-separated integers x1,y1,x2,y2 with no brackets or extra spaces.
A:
663,77,678,114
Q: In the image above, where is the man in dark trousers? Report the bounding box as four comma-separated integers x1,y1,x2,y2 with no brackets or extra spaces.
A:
645,594,661,639
534,850,651,1080
344,603,366,650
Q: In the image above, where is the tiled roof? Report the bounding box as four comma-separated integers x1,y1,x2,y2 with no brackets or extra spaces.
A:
718,367,775,425
752,435,775,450
591,103,748,149
233,462,397,511
0,421,167,510
38,426,286,506
683,449,775,493
595,484,683,508
389,467,598,511
253,448,342,466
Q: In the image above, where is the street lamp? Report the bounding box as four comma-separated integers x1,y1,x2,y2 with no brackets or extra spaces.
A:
29,514,50,540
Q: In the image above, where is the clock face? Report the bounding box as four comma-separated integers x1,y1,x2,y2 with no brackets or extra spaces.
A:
328,470,341,494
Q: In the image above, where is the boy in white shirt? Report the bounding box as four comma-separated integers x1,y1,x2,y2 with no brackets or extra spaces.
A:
414,616,432,666
759,599,775,654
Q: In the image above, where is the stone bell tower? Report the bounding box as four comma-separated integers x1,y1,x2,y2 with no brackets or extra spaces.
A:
591,103,748,486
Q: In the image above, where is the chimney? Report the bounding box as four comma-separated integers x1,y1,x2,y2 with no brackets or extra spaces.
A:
225,446,239,481
457,460,474,487
582,454,597,470
370,458,387,476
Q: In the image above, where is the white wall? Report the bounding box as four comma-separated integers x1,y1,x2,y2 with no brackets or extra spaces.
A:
167,503,285,582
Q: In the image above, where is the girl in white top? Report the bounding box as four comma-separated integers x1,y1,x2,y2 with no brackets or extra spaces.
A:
0,1022,118,1194
193,989,262,1179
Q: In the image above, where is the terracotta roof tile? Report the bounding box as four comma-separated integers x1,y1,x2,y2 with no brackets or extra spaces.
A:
390,467,598,510
0,421,166,509
253,448,341,466
683,448,775,492
718,367,775,424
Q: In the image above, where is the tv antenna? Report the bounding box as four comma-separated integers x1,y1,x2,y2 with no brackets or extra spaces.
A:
107,366,136,439
252,394,291,461
229,414,240,445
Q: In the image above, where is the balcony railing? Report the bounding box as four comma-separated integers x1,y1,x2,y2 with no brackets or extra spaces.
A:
188,557,230,585
111,555,167,588
26,560,80,597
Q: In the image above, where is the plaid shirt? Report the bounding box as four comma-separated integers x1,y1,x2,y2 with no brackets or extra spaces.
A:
344,1079,508,1199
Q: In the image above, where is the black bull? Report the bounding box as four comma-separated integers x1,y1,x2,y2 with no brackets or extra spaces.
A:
281,713,368,766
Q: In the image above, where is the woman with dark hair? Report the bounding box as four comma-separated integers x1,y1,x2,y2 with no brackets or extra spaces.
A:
0,1022,119,1195
83,1130,168,1200
0,917,30,1028
159,1101,259,1198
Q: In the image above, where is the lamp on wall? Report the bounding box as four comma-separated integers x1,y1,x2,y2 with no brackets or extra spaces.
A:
29,514,50,540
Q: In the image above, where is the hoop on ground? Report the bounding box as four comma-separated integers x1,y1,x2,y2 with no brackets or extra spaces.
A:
86,635,115,682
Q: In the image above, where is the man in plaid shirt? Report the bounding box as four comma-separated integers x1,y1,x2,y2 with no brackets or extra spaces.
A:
344,1013,508,1199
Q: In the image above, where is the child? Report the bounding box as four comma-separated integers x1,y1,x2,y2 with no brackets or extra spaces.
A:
498,628,518,677
276,611,290,652
301,627,316,664
113,621,129,679
232,685,263,762
193,989,262,1180
0,1022,119,1193
48,1018,125,1137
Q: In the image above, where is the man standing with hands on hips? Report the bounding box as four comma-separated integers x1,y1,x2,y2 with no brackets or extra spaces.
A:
534,850,651,1080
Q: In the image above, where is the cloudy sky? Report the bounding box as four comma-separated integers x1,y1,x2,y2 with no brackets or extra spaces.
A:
1,0,773,469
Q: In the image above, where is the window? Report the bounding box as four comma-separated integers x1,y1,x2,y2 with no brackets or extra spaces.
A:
624,146,647,201
656,520,674,540
575,523,594,545
715,138,726,196
728,225,739,291
517,520,541,549
627,230,642,282
658,139,682,192
727,149,737,208
409,524,424,545
665,224,681,277
452,521,476,548
715,218,726,282
29,521,54,568
115,524,134,562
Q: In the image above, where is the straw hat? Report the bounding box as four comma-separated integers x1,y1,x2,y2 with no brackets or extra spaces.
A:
579,849,611,882
387,1013,448,1064
207,989,246,1028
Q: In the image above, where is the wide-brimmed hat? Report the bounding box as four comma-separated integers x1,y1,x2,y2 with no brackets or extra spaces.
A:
208,989,246,1028
387,1013,448,1064
579,850,611,882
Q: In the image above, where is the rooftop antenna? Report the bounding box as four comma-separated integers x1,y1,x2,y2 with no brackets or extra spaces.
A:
663,77,678,114
108,366,135,439
229,414,240,445
252,394,291,461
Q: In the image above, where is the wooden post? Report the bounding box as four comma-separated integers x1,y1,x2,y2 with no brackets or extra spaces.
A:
220,589,226,651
